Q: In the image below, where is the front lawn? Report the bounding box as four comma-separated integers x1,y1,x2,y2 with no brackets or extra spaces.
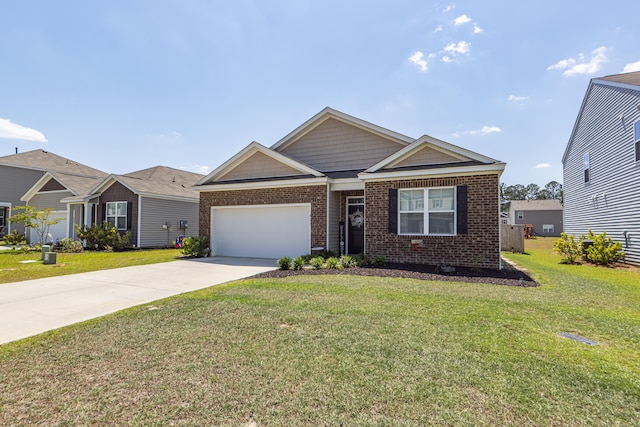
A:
0,238,638,425
0,248,182,284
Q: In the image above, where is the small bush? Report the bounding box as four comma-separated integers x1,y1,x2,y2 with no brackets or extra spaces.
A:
553,232,583,264
339,255,357,268
325,256,342,269
3,230,26,245
371,255,386,267
310,256,325,270
292,256,305,270
58,238,83,253
354,254,368,267
277,256,292,270
181,235,209,258
75,222,131,251
583,230,624,266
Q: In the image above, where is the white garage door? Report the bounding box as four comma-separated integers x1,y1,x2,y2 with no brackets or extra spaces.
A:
29,211,67,244
211,204,311,258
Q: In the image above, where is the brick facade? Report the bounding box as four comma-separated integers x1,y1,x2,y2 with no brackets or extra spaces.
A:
365,174,501,269
199,185,327,250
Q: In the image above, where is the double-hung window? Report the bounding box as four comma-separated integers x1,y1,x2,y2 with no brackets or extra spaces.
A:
106,201,127,230
634,120,640,162
0,206,6,229
399,187,456,235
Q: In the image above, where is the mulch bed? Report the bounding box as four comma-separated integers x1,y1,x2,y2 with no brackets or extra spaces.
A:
251,259,539,287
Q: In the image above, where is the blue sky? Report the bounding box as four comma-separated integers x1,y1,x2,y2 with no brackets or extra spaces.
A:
2,1,639,186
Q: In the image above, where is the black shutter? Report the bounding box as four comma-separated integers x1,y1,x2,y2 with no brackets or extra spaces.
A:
388,188,398,233
101,203,106,226
126,202,132,230
456,185,468,234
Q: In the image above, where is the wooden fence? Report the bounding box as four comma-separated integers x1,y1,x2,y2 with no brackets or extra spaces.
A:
501,224,525,253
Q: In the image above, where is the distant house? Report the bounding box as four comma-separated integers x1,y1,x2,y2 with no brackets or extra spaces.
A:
88,166,203,248
562,71,640,265
507,199,563,237
0,149,107,243
195,107,506,269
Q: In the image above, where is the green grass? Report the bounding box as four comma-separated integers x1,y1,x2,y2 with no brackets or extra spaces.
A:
0,238,638,425
0,248,183,284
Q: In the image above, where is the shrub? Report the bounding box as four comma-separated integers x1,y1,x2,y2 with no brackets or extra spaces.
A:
583,230,624,266
353,254,368,267
292,256,305,270
58,238,83,253
75,222,131,251
324,256,342,269
180,235,209,257
371,255,386,267
3,230,26,245
277,256,292,270
339,255,357,268
310,256,325,270
553,232,583,264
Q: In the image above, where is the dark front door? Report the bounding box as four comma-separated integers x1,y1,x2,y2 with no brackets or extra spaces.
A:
347,198,365,255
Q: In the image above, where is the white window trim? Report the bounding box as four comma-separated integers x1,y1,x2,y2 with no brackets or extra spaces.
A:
584,152,591,183
398,187,457,236
517,211,524,220
543,224,554,233
106,201,128,230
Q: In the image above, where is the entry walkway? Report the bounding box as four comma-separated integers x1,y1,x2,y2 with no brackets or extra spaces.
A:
0,257,277,345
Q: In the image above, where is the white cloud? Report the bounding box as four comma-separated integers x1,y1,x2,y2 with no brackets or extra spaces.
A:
623,61,640,73
444,41,471,56
408,51,428,72
182,164,210,175
433,25,443,33
473,24,483,34
441,56,452,63
508,95,529,102
547,46,609,77
0,118,47,142
535,163,551,169
442,4,456,13
453,14,472,26
458,126,502,136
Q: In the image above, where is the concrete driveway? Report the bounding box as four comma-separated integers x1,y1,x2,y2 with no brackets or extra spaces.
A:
0,257,277,345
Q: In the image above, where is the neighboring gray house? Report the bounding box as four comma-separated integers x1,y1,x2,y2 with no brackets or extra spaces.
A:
562,71,640,265
88,166,203,248
507,199,563,237
0,149,107,242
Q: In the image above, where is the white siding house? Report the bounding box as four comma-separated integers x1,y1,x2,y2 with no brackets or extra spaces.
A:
562,71,640,265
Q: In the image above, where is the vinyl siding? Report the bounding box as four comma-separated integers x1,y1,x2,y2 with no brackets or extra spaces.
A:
139,196,199,248
0,165,45,235
563,81,640,265
512,210,563,237
218,151,305,181
29,191,71,210
391,145,462,168
280,118,405,172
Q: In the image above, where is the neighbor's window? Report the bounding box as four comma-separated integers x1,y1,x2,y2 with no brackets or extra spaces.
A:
584,152,590,183
543,224,554,233
634,120,640,162
106,201,127,230
399,187,456,235
517,211,524,220
0,206,6,228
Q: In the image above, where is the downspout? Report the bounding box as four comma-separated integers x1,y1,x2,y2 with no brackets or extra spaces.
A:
137,195,142,248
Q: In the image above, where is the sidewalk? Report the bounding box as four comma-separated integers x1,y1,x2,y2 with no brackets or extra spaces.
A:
0,257,277,345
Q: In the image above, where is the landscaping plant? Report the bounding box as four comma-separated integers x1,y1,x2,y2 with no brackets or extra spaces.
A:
180,235,209,257
583,229,624,266
277,256,292,270
75,222,131,251
553,232,583,264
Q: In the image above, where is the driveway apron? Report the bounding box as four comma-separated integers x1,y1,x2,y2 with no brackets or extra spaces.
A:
0,257,277,345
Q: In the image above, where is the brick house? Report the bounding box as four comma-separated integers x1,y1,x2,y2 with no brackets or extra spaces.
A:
196,108,506,269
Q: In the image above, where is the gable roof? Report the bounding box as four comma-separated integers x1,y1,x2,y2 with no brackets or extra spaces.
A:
360,134,505,179
509,199,563,211
271,107,414,152
562,71,640,164
94,166,203,201
21,171,107,202
196,141,323,186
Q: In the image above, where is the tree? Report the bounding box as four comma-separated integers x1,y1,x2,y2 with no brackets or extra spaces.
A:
544,180,563,202
8,205,65,245
525,183,540,200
